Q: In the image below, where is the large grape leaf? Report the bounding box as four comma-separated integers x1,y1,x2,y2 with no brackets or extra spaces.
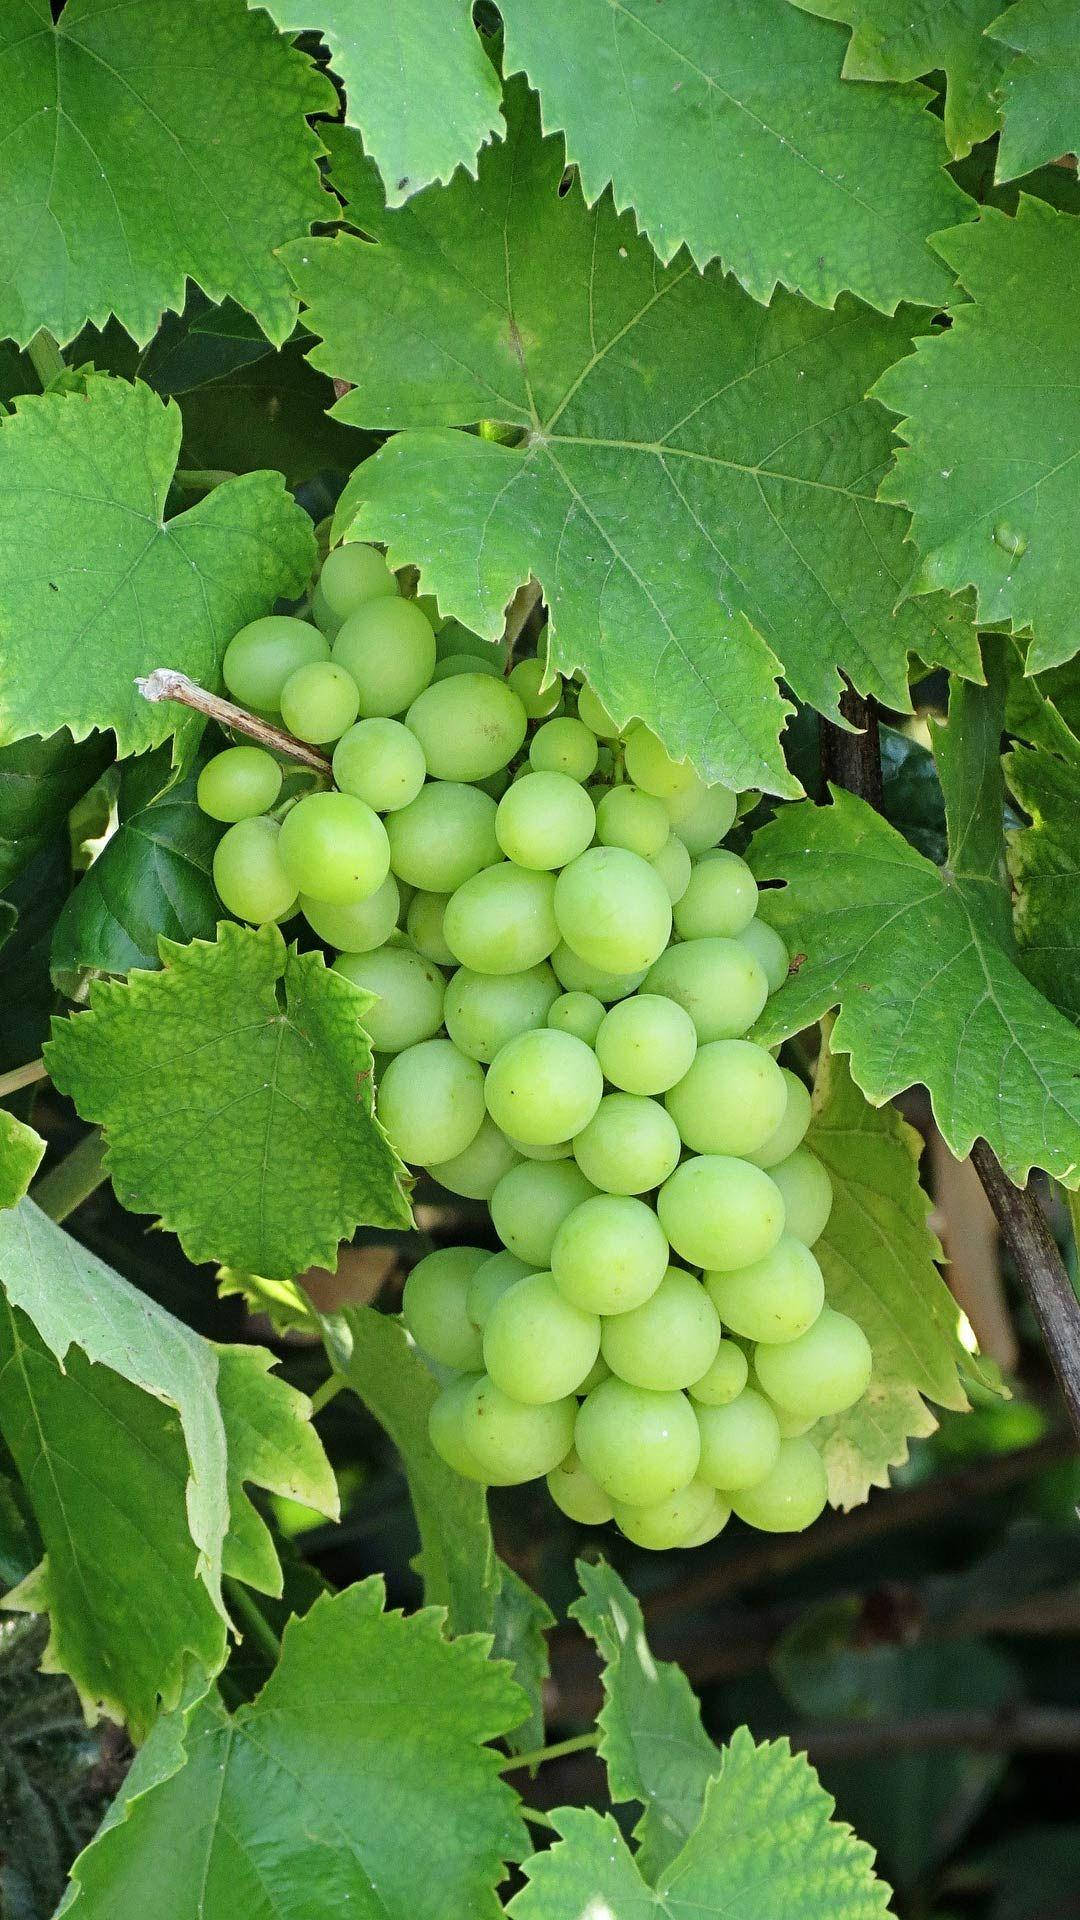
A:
790,0,1008,158
990,0,1080,180
0,731,112,890
1006,744,1080,1025
875,198,1080,675
0,0,335,348
254,1,503,205
0,378,315,758
46,922,411,1279
61,1580,528,1920
286,86,978,796
497,0,969,309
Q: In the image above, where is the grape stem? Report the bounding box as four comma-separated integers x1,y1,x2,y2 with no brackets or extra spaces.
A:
27,328,65,389
32,1129,108,1224
0,1057,48,1099
135,670,332,773
498,1730,599,1773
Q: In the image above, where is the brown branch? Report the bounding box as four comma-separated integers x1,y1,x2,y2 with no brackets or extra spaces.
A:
970,1141,1080,1437
818,683,883,810
791,1706,1080,1761
135,670,332,773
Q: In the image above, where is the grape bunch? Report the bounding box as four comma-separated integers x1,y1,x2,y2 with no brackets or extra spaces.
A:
199,540,873,1550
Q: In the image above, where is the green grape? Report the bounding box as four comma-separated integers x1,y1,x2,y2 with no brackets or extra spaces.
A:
594,993,698,1096
600,1267,721,1391
746,1069,812,1169
490,1159,597,1266
333,598,437,716
551,1194,669,1314
279,661,360,744
670,783,737,852
548,992,605,1045
664,1039,789,1157
575,684,621,739
428,1374,489,1481
572,1092,682,1195
695,1387,781,1491
466,1251,535,1330
443,864,559,975
737,917,790,994
644,937,769,1041
443,962,560,1063
623,724,706,810
554,847,672,974
495,771,595,870
334,946,444,1052
546,1448,614,1525
461,1377,577,1484
483,1272,601,1403
415,592,447,632
213,817,298,924
317,542,397,623
222,615,329,710
302,873,399,952
377,1037,485,1166
406,673,527,780
706,1236,825,1344
576,1352,611,1396
332,717,427,811
485,1028,603,1145
278,791,390,906
386,782,500,892
730,1436,828,1532
505,1136,574,1163
529,716,598,781
594,785,670,858
432,651,504,681
688,1338,750,1407
754,1307,872,1418
658,1155,786,1271
649,833,692,904
612,1477,717,1551
551,943,648,1002
574,1378,700,1505
405,889,456,964
197,746,282,823
677,1493,731,1547
674,851,758,939
767,1148,833,1246
508,657,562,718
402,1247,488,1370
770,1403,819,1438
427,1113,522,1201
476,767,512,801
434,622,492,661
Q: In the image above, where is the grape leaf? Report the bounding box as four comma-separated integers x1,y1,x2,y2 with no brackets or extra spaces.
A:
750,666,1080,1185
0,1110,44,1210
0,0,335,348
990,0,1080,180
254,1,503,205
498,0,969,309
491,1563,554,1756
1004,640,1080,762
0,731,113,890
1006,745,1080,1025
286,88,979,796
62,1580,528,1920
0,378,316,759
875,197,1080,675
46,922,411,1280
790,0,1008,158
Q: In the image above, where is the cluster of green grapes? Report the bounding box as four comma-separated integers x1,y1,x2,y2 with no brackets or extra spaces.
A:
197,540,873,1550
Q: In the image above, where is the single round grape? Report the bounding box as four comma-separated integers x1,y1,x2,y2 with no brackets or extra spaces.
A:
674,851,758,939
554,846,672,974
688,1339,750,1407
508,657,562,718
197,746,282,823
318,542,397,624
696,1388,781,1491
333,598,437,716
427,1113,521,1200
490,1159,597,1266
432,651,504,682
467,1251,534,1330
405,890,456,965
595,785,669,858
746,1069,812,1169
222,615,328,711
670,783,737,853
461,1377,577,1484
495,772,595,870
658,1156,786,1271
551,943,648,1002
665,1039,789,1157
213,817,298,924
443,864,559,975
623,724,706,809
551,1194,669,1314
332,717,427,812
302,873,399,952
771,1403,820,1439
575,684,620,739
485,1028,603,1145
429,1374,488,1481
484,1272,601,1403
434,621,494,660
754,1308,872,1419
575,1378,700,1505
476,767,512,802
279,791,390,905
706,1236,825,1345
649,833,693,904
613,1477,717,1551
280,661,360,744
572,1093,681,1195
737,917,790,994
546,1448,614,1524
768,1148,833,1246
601,1267,721,1391
594,993,698,1095
334,946,444,1053
505,1136,574,1163
402,1247,488,1370
378,1037,485,1166
576,1353,611,1396
386,782,499,892
677,1493,732,1548
730,1436,828,1532
530,716,598,781
548,991,605,1046
444,963,560,1063
644,937,769,1041
415,593,447,632
406,674,527,781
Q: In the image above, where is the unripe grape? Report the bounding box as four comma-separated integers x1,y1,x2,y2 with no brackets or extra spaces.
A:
600,1267,721,1391
706,1236,825,1344
530,716,598,781
575,1378,700,1505
554,846,672,974
402,1247,488,1370
332,718,427,811
406,674,527,780
677,1493,732,1547
495,771,595,869
649,833,693,904
435,622,491,660
688,1339,750,1407
551,1194,669,1314
302,873,400,952
427,1113,521,1200
645,937,768,1041
213,817,297,924
664,1039,788,1156
279,791,390,905
623,724,706,809
674,851,758,938
594,993,697,1095
444,963,559,1063
737,917,790,994
490,1159,597,1266
695,1388,781,1491
461,1377,577,1484
280,660,360,743
612,1477,718,1551
730,1436,828,1532
658,1155,785,1271
746,1069,812,1168
432,651,503,681
333,946,444,1053
485,1028,603,1145
386,782,499,892
594,785,669,858
753,1307,872,1419
483,1273,601,1403
669,783,737,852
333,598,437,716
467,1251,534,1329
505,1136,574,1163
546,1449,614,1525
572,1092,682,1195
405,890,456,964
547,992,605,1045
551,942,648,1002
576,684,621,739
222,615,328,711
576,1353,611,1395
317,542,397,625
378,1037,485,1165
444,864,559,974
429,1374,489,1481
197,746,282,822
509,657,562,717
767,1147,833,1246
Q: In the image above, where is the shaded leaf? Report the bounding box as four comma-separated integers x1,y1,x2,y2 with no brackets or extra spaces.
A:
491,1563,554,1755
990,0,1080,180
0,1112,44,1211
1006,744,1080,1024
0,732,113,892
